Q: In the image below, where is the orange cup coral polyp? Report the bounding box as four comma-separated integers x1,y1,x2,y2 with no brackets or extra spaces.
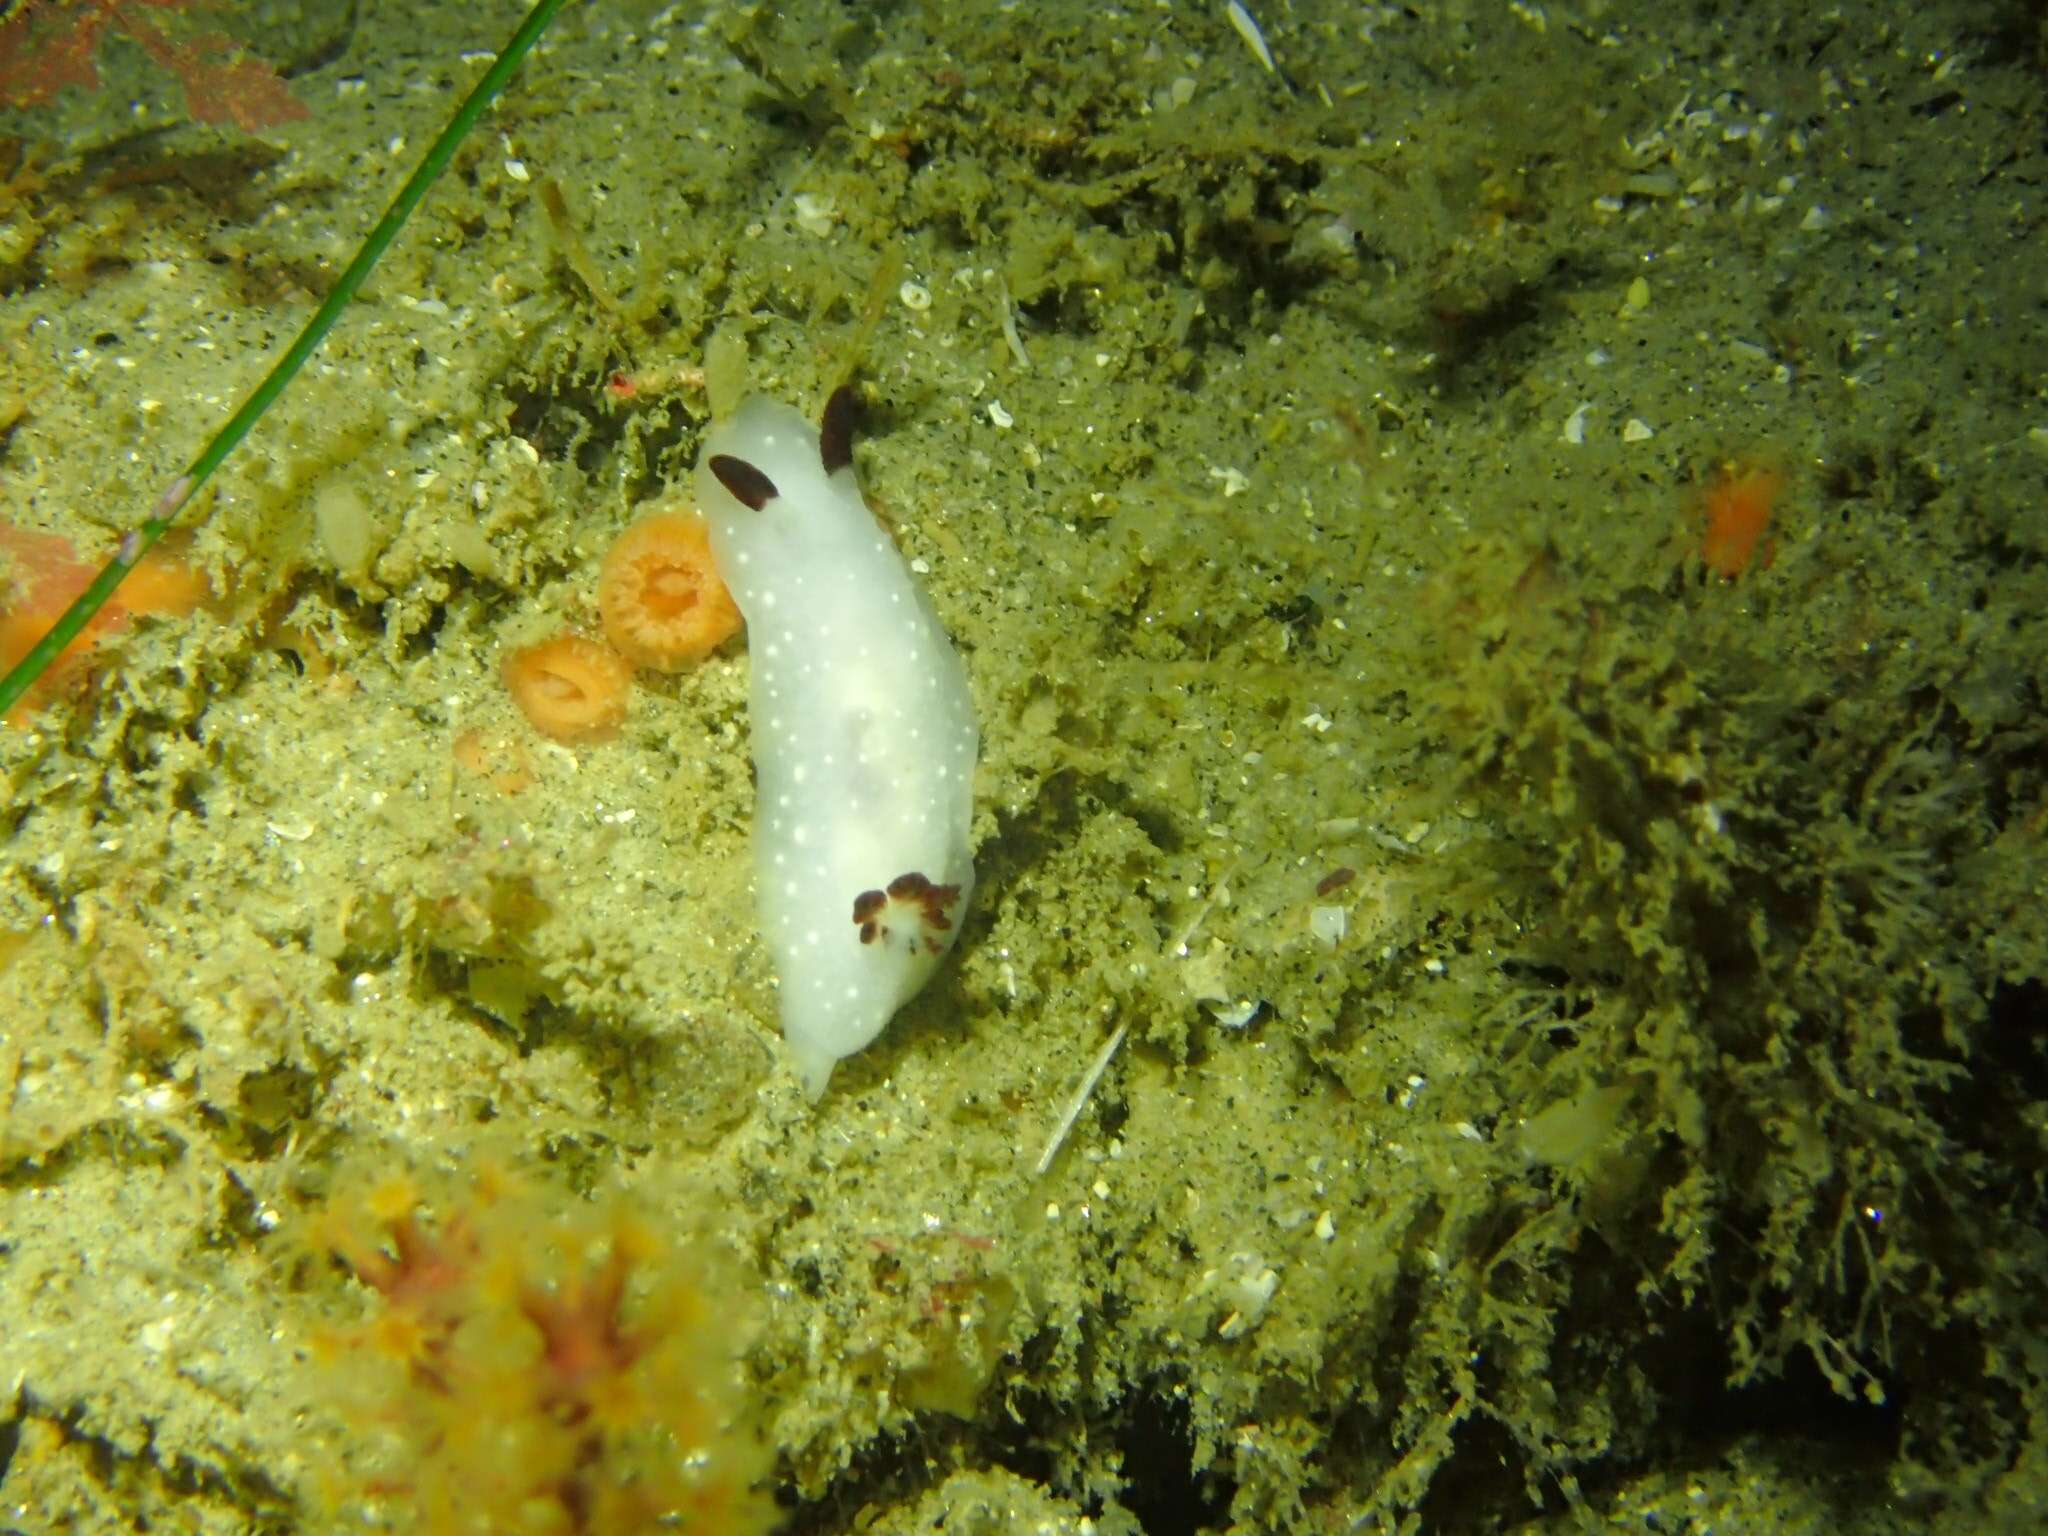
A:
599,510,742,672
502,633,630,742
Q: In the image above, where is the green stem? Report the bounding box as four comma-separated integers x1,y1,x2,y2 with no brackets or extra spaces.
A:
0,0,574,721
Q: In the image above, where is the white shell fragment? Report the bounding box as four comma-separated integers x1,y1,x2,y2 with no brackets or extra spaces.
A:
1206,1251,1281,1339
1208,997,1262,1029
1309,905,1348,947
1225,1,1278,75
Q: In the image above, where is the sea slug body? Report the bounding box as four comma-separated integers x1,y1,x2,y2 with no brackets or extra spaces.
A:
694,388,978,1099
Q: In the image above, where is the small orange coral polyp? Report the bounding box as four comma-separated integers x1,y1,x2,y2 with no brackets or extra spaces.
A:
451,726,536,795
1697,462,1783,579
598,510,741,672
502,633,630,742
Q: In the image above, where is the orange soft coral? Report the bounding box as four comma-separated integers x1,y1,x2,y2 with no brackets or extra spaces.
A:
598,509,741,672
1696,461,1783,579
306,1156,776,1536
501,632,630,743
0,522,211,720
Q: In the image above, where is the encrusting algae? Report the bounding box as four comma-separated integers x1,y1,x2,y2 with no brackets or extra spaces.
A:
2,0,2044,1530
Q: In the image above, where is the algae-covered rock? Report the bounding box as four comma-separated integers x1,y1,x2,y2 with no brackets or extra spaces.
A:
0,0,2043,1532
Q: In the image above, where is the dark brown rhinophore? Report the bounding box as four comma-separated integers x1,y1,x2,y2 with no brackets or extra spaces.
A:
709,454,778,511
819,384,860,475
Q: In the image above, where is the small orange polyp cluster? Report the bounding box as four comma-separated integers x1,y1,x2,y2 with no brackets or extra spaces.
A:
599,509,742,672
496,502,738,745
308,1158,775,1536
501,632,631,742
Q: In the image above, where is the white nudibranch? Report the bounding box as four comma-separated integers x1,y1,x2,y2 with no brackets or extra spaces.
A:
694,389,978,1099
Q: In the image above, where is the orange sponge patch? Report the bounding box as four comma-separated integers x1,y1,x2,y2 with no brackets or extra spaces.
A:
598,510,741,672
502,633,630,743
1,523,212,719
